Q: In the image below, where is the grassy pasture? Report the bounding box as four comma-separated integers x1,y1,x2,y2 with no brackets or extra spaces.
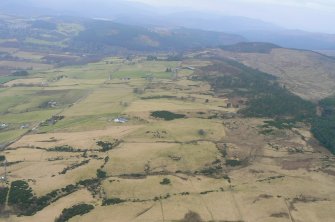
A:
4,147,79,162
24,37,65,47
57,22,84,35
11,125,141,149
70,193,239,222
0,76,18,84
62,87,134,117
68,202,154,222
38,115,111,133
4,78,46,87
0,46,18,53
0,88,38,114
29,158,102,196
49,78,106,87
43,59,179,80
0,129,25,145
1,110,60,124
125,99,224,113
13,51,45,61
102,175,228,200
103,141,219,175
126,118,225,143
0,87,85,114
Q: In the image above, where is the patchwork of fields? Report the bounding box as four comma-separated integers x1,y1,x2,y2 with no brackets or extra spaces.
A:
0,55,335,222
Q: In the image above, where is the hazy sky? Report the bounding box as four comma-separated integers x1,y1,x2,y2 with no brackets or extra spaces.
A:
131,0,335,33
10,0,335,33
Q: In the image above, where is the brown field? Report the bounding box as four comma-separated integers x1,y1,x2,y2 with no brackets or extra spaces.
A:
0,60,53,71
126,118,226,143
11,125,142,149
102,175,229,200
29,158,103,196
103,141,219,175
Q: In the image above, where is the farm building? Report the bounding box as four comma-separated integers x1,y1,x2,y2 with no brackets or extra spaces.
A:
114,117,128,123
20,124,29,129
0,123,8,129
175,66,195,71
47,101,57,108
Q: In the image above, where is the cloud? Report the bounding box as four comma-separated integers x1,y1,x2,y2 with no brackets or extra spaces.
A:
240,0,335,11
130,0,335,33
131,0,335,11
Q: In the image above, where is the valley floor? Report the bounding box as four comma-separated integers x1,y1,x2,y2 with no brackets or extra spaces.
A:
0,56,334,222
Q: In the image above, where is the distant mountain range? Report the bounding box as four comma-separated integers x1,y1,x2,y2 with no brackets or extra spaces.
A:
238,30,335,50
70,19,245,52
0,0,335,50
0,15,245,53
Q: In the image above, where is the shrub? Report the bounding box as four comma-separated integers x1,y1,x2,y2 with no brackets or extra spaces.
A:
12,70,29,76
182,211,203,222
199,167,221,176
133,88,144,94
78,178,100,187
151,111,186,121
48,145,82,153
55,204,94,222
198,129,206,136
61,184,77,193
59,160,90,175
141,95,177,100
160,178,171,185
147,55,158,61
223,175,231,183
97,169,107,178
8,180,35,209
0,187,9,205
226,159,242,167
7,180,80,216
97,140,121,152
102,198,126,206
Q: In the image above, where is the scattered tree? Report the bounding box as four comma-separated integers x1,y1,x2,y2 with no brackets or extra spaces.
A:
198,129,206,136
160,178,171,185
182,211,203,222
97,169,107,178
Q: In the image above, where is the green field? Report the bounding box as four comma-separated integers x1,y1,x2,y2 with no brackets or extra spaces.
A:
0,76,18,84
